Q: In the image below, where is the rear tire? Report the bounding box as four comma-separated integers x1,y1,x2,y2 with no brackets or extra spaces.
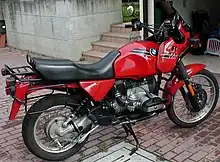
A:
22,94,91,161
166,69,219,128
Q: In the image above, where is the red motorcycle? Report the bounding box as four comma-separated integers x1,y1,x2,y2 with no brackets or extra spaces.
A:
1,4,219,162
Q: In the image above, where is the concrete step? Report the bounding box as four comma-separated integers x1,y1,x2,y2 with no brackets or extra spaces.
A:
92,41,125,53
111,23,134,34
75,60,92,64
101,32,141,43
82,50,106,62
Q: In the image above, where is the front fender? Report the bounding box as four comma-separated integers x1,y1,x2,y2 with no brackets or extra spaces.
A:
163,63,206,105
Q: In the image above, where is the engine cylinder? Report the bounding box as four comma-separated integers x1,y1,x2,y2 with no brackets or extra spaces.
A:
112,77,157,113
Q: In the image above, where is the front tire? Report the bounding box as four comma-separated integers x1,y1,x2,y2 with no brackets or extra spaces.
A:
22,94,91,161
166,69,219,128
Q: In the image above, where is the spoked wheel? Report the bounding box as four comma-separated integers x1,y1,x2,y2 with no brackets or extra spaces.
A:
22,94,92,161
166,69,219,128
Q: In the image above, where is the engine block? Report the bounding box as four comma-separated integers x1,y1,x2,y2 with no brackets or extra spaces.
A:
112,78,157,113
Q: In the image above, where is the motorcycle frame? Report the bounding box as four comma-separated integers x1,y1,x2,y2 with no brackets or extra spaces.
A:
2,53,206,121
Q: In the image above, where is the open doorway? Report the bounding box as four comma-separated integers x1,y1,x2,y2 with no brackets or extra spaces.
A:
121,0,164,38
172,0,220,56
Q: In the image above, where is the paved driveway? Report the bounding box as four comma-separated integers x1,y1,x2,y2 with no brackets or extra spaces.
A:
0,47,220,162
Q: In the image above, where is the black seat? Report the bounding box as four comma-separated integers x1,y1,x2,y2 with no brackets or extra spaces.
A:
30,50,120,81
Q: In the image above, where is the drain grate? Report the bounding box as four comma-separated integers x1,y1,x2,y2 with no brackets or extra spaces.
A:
82,142,169,162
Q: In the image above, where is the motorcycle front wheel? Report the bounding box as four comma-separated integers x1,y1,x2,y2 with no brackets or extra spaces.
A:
22,94,92,161
166,69,219,128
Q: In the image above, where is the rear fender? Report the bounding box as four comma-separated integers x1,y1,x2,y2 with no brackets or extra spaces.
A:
9,80,79,120
163,64,206,105
80,79,115,102
9,82,30,120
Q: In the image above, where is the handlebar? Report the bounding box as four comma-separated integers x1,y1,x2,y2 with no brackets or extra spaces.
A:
141,23,156,35
125,24,133,28
125,14,182,41
125,20,162,37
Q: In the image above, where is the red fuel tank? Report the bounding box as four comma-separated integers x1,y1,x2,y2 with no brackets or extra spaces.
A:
114,40,160,79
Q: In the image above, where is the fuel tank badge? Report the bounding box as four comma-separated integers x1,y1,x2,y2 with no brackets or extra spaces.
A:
150,48,157,56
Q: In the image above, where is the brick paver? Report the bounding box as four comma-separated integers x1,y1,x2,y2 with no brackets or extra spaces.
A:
0,47,220,162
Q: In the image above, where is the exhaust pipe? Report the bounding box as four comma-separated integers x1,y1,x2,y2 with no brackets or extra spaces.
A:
77,125,99,143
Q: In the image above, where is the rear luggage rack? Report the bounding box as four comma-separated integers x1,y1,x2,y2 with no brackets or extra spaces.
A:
2,65,34,76
1,55,43,83
1,55,79,116
1,65,42,82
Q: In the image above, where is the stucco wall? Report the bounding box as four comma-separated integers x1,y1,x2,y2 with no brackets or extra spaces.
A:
4,0,122,61
0,1,4,20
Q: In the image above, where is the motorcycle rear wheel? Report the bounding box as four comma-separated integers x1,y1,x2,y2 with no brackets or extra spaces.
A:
166,69,219,128
22,94,91,161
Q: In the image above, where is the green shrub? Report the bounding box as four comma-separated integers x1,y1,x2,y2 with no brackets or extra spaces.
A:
122,3,140,22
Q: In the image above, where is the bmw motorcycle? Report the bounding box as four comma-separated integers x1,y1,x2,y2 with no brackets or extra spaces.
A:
1,3,219,161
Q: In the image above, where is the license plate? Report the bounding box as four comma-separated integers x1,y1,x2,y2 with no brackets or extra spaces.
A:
8,96,14,116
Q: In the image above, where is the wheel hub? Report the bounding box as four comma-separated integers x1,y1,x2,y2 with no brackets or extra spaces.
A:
185,84,208,112
45,116,77,142
196,88,207,110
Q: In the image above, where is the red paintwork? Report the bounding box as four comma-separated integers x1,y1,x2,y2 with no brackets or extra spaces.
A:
157,21,191,73
80,79,115,102
9,82,30,120
115,41,159,79
163,64,206,105
115,20,191,78
9,75,80,120
10,78,115,120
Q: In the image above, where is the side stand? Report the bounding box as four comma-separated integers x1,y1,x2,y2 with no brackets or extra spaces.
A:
114,123,139,156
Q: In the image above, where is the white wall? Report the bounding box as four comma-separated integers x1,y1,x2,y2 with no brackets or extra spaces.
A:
4,0,122,61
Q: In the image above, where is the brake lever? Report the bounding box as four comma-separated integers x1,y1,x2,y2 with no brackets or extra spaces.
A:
142,23,155,35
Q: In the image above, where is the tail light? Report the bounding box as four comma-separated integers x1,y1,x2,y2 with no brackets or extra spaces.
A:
1,68,10,76
5,77,16,95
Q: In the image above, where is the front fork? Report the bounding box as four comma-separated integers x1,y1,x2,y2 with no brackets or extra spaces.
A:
176,60,200,110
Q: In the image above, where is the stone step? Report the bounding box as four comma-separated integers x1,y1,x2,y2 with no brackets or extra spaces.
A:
101,32,141,43
111,23,133,34
82,50,106,62
75,60,92,64
81,23,139,63
92,41,125,53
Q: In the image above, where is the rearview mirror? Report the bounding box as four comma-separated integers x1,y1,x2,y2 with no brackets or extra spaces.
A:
131,18,142,31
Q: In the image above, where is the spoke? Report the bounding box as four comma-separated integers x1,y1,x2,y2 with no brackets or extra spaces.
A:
34,105,80,154
46,140,55,150
54,139,63,149
173,74,216,124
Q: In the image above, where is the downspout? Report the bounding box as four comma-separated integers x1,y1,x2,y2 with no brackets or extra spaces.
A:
147,0,154,37
0,0,5,20
139,0,144,39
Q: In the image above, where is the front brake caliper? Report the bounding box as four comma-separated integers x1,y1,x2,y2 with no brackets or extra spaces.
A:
186,84,207,112
194,84,207,110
